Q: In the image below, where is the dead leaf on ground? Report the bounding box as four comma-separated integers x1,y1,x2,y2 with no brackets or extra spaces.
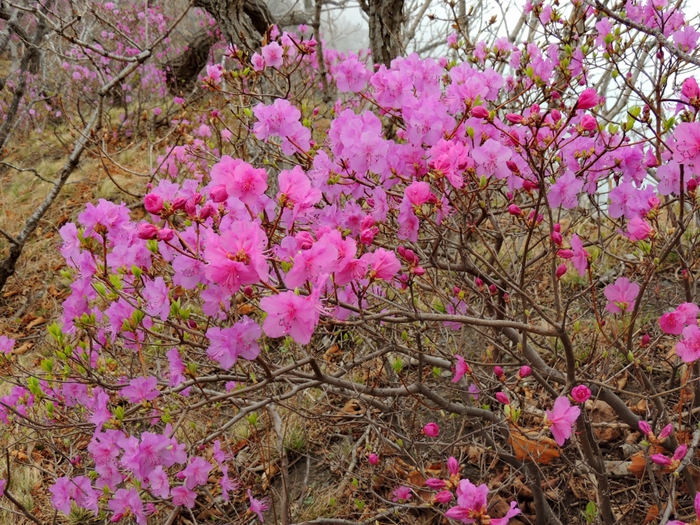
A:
26,316,46,330
509,425,561,464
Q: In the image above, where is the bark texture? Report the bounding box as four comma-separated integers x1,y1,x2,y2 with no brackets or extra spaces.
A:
193,0,274,47
360,0,405,67
165,28,219,93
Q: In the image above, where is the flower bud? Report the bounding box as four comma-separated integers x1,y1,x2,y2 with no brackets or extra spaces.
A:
471,106,489,118
556,263,568,279
172,197,187,210
518,365,531,378
581,115,597,131
551,232,563,246
571,385,591,404
434,490,453,504
447,457,459,476
137,223,159,240
368,453,379,465
158,228,174,242
659,424,673,440
422,422,440,437
494,366,504,378
638,420,652,436
508,204,522,216
506,113,523,123
495,392,510,404
209,184,229,203
688,178,698,193
144,194,164,214
425,478,446,490
640,333,651,347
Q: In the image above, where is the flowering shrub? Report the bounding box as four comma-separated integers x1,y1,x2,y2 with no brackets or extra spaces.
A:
4,0,700,523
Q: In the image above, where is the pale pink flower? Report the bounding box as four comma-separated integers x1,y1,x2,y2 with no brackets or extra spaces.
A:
604,277,639,314
545,396,581,446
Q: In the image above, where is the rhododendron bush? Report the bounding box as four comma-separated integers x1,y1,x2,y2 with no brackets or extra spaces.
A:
5,0,700,523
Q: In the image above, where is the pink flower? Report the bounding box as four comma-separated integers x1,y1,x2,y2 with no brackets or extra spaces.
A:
545,396,581,446
177,456,212,490
0,336,14,355
604,277,639,314
659,303,699,334
683,77,700,99
261,42,284,68
576,89,599,110
171,486,197,508
365,248,401,281
423,422,440,437
571,385,591,404
248,490,270,522
674,122,700,163
143,193,163,214
260,290,321,345
548,171,583,209
108,488,146,525
121,376,159,403
626,216,653,241
570,234,588,277
368,453,379,465
392,485,412,502
452,355,470,383
676,325,700,363
446,479,520,524
206,317,261,370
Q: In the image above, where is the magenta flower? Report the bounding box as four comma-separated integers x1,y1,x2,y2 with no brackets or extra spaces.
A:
659,303,699,335
121,376,159,403
604,277,640,314
571,385,591,404
142,277,170,322
422,422,440,437
368,453,379,465
676,325,700,363
545,396,581,446
0,336,14,355
220,465,239,502
570,235,588,277
548,171,583,209
177,456,212,489
518,366,531,378
365,248,401,281
171,485,197,508
206,317,262,370
248,489,270,522
260,290,321,345
576,88,599,110
143,193,163,214
626,216,653,241
495,392,510,405
108,488,146,525
392,485,412,502
650,454,672,467
638,420,652,436
452,355,470,383
446,479,520,524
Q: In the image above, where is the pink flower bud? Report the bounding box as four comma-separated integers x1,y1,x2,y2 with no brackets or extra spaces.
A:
489,284,497,295
361,215,375,230
434,490,454,504
553,223,561,232
522,179,538,191
648,196,660,209
422,422,440,437
495,392,510,405
506,113,524,123
494,366,504,378
296,231,314,250
638,420,652,436
556,263,567,279
368,453,379,465
447,456,459,476
551,109,562,122
688,178,698,192
158,228,174,242
506,160,519,173
558,249,574,259
650,454,672,467
144,193,164,214
425,478,446,490
137,223,159,240
209,185,228,203
471,106,489,118
508,204,522,216
576,88,599,110
581,115,597,131
243,286,253,297
199,202,217,220
172,197,187,210
659,424,673,440
475,278,484,288
640,334,650,347
571,385,591,404
673,444,688,462
551,232,563,246
518,365,532,378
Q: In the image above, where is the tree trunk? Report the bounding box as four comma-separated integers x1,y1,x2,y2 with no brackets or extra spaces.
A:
165,28,219,94
193,0,274,48
360,0,404,67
